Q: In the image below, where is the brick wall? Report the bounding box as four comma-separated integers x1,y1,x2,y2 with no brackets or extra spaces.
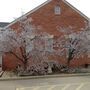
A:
3,0,89,70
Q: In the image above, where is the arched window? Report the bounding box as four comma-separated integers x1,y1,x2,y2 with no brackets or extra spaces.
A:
54,5,61,15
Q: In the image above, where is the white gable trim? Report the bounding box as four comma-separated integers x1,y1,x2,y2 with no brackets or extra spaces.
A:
4,0,89,29
63,0,89,21
4,0,52,29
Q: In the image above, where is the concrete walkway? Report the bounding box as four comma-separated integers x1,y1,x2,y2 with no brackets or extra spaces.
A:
16,82,90,90
0,75,90,90
0,72,90,81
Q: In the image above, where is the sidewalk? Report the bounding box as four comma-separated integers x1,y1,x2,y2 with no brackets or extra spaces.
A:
0,71,4,77
0,72,90,81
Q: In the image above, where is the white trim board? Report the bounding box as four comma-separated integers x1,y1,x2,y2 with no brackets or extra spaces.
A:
4,0,89,29
4,0,52,29
63,0,89,21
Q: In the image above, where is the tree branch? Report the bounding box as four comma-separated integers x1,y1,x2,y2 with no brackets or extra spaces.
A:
10,51,24,63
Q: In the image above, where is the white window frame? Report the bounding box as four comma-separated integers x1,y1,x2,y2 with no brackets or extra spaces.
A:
45,38,53,52
55,5,61,15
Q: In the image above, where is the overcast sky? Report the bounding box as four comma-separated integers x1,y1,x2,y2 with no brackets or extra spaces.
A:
0,0,89,22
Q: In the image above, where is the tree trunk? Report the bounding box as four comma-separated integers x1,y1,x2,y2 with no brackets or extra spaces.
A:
23,61,27,71
67,59,70,71
23,58,28,71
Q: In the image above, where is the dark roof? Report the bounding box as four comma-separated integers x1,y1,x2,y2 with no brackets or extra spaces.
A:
0,22,10,28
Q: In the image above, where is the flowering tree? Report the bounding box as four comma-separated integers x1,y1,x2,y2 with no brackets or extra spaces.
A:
26,32,54,75
0,17,54,74
54,25,90,69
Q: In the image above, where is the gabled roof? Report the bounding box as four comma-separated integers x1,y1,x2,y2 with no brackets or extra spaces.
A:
0,22,9,28
4,0,89,29
63,0,89,20
4,0,52,29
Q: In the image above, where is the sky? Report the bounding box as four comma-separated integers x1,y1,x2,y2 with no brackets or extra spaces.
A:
0,0,89,22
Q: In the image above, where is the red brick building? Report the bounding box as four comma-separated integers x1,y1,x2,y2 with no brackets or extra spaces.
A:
2,0,89,70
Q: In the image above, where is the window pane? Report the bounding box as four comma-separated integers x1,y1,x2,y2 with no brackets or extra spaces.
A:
55,6,61,15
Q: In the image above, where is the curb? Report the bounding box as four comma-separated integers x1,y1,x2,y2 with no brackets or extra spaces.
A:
0,73,90,81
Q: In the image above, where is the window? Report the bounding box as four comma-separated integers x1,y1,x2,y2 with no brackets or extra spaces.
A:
45,39,53,52
26,40,34,53
54,5,61,15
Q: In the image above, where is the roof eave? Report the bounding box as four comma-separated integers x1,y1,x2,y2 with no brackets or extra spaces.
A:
4,0,89,29
63,0,89,21
4,0,52,29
